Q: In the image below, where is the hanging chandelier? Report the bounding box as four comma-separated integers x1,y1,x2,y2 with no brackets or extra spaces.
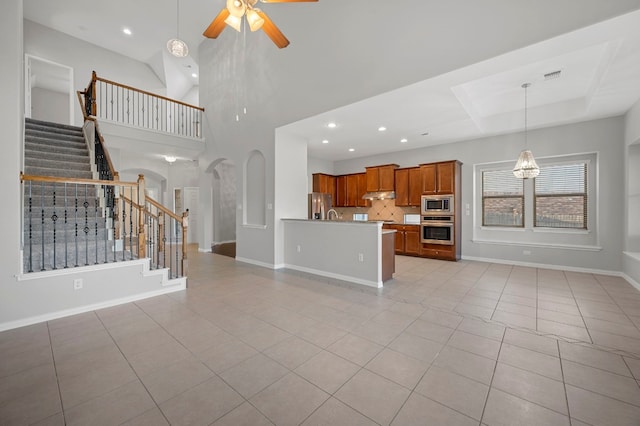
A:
167,0,189,57
513,83,540,179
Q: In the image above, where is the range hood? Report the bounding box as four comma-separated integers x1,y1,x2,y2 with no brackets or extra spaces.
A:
362,191,396,200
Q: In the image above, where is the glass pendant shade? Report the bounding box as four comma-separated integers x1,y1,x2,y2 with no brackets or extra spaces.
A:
225,14,243,32
167,0,188,57
513,83,540,179
167,39,188,57
513,150,540,179
246,9,264,31
227,0,246,17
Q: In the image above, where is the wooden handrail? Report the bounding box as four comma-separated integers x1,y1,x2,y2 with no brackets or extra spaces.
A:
146,196,184,222
77,89,117,177
20,173,137,187
92,73,205,112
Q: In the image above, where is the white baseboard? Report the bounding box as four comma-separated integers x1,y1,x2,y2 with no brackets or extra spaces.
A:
461,254,625,278
0,282,185,332
284,264,382,289
235,256,277,270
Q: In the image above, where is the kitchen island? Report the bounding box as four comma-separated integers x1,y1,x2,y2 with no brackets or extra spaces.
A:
281,219,395,288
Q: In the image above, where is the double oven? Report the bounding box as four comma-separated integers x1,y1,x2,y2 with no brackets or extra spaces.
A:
420,195,454,245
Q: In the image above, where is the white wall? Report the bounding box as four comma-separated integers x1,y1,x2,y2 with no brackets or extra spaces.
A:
24,20,166,126
30,87,68,123
0,0,24,323
333,117,625,273
624,98,640,285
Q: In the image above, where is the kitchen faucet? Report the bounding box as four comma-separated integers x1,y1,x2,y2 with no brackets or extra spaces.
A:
327,209,339,220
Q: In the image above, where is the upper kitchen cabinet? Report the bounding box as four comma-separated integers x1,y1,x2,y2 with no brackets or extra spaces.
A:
312,173,336,205
366,164,398,192
356,173,369,207
395,167,422,207
335,175,347,207
420,160,461,195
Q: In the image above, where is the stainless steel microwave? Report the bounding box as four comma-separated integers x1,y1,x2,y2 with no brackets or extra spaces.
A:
421,195,454,215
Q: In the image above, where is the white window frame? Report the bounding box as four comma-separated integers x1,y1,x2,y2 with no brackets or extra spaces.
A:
473,152,599,251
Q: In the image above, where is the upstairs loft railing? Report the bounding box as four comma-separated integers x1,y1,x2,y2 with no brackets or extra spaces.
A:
81,71,204,139
21,173,188,279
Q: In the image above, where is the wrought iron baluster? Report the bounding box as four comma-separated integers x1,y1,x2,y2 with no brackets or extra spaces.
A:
40,182,45,271
64,183,68,268
74,185,79,267
121,193,126,261
129,188,133,259
95,193,99,264
104,185,108,264
162,212,167,269
52,183,58,270
169,216,173,278
84,185,89,266
28,182,33,273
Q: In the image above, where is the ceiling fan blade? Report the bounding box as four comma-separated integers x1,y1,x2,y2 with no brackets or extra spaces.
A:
203,8,230,38
257,10,290,48
260,0,317,2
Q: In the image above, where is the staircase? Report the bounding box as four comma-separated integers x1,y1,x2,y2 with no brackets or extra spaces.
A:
23,118,130,272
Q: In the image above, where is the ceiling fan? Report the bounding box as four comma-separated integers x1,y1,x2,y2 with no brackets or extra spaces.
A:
203,0,318,49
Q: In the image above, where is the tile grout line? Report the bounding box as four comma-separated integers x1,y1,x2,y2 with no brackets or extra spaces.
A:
477,326,506,425
558,338,575,426
562,270,595,345
46,321,68,426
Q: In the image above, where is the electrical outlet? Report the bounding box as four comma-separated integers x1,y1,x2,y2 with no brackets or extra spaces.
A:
296,245,301,253
358,253,364,262
73,278,83,290
267,203,273,210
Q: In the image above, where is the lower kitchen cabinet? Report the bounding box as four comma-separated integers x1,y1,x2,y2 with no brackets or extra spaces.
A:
420,243,457,261
386,224,421,256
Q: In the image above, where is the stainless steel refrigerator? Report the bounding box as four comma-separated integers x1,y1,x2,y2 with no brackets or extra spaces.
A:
308,193,332,220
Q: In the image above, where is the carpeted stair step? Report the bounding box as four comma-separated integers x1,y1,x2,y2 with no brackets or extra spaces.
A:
25,157,92,172
25,131,85,145
25,140,89,160
24,149,90,165
24,166,93,180
24,241,136,272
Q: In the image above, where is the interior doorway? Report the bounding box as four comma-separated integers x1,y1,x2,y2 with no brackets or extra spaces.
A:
25,55,74,125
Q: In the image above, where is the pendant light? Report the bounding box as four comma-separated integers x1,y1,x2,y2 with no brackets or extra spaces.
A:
513,83,540,179
167,0,189,57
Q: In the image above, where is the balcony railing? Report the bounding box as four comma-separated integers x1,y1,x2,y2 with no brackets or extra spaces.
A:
81,71,204,139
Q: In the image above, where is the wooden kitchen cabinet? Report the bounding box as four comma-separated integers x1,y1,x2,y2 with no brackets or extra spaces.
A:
346,174,359,207
420,160,460,195
386,224,421,256
356,173,369,207
395,167,422,207
312,173,336,205
366,164,398,192
421,242,456,261
335,175,347,207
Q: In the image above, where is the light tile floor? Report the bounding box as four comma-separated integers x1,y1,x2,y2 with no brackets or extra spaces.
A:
2,249,640,425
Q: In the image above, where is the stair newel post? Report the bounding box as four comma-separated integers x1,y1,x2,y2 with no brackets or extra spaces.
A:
181,210,189,280
158,211,164,253
137,174,146,258
91,71,97,116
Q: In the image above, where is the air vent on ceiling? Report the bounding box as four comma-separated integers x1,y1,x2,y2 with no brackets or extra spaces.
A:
544,70,562,80
421,132,429,136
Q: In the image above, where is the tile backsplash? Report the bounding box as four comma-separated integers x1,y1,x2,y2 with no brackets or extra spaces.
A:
333,200,419,222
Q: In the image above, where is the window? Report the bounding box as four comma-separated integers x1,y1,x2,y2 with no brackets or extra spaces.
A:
534,162,587,229
482,169,524,227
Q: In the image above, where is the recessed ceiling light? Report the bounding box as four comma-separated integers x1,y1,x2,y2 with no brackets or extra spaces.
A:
400,138,408,143
322,140,329,144
378,126,387,132
327,122,337,128
348,148,355,152
191,73,198,78
123,28,132,35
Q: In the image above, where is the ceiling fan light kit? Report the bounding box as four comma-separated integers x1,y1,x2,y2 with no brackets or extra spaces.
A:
513,83,540,179
203,0,318,48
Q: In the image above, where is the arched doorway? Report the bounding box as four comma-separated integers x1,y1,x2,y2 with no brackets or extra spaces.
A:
207,159,237,257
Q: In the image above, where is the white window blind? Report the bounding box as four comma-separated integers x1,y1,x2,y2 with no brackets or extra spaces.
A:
534,162,587,229
482,169,524,227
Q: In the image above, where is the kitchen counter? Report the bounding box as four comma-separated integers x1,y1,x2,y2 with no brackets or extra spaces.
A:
281,219,395,288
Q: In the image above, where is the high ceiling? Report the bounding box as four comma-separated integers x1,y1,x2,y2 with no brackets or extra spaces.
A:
23,1,640,161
